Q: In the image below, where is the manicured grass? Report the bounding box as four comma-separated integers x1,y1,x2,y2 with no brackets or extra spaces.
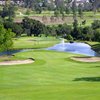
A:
0,50,100,100
13,37,60,49
0,37,100,100
0,56,26,62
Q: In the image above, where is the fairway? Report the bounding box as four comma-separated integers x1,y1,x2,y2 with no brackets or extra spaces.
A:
13,37,60,49
0,50,100,100
0,0,100,99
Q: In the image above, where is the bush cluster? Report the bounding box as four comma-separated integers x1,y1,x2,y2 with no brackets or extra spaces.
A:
2,17,100,42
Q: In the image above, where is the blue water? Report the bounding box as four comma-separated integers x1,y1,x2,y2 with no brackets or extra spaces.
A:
47,42,99,56
0,49,32,56
0,42,99,57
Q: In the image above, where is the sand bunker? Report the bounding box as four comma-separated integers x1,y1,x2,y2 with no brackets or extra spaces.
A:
0,59,34,65
71,57,100,62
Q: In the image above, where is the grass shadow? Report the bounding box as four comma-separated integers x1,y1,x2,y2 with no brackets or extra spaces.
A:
73,77,100,82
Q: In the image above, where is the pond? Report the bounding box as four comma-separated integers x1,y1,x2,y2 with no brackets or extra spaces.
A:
0,49,32,56
46,42,99,56
0,42,99,57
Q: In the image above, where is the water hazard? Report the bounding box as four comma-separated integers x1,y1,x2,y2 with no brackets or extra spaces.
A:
47,41,99,56
0,42,99,57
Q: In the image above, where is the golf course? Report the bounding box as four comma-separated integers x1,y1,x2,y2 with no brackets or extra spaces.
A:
0,37,100,100
0,0,100,99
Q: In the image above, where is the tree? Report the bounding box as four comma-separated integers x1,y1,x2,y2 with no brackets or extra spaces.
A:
55,0,65,15
72,0,77,21
83,1,92,11
25,9,31,15
47,2,55,11
73,19,78,29
55,0,65,10
65,6,71,15
0,4,15,21
66,34,73,41
4,21,23,36
94,28,100,42
89,0,99,14
23,0,33,8
72,19,79,39
78,4,83,18
56,24,72,38
0,24,15,54
54,10,60,17
65,0,72,3
92,20,100,29
34,3,42,14
22,17,46,36
82,26,94,41
47,26,57,37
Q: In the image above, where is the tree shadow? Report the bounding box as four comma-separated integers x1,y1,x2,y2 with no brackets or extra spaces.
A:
92,44,100,53
95,66,100,68
90,66,100,68
73,77,100,82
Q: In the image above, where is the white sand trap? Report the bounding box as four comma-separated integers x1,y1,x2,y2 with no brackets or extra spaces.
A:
0,59,34,65
71,57,100,62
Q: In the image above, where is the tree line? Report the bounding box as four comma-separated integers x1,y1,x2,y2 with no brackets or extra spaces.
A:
1,0,99,15
0,17,99,54
1,17,100,41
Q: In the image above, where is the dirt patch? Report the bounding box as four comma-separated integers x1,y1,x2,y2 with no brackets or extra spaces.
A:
0,59,34,66
14,16,73,25
71,57,100,62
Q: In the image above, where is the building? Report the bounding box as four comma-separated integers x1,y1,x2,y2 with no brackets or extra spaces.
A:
0,0,24,5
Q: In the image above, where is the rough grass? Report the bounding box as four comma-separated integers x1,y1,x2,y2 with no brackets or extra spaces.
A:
92,44,100,53
87,42,100,53
14,10,100,26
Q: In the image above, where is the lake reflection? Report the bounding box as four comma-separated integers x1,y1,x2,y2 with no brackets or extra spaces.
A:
47,42,99,56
